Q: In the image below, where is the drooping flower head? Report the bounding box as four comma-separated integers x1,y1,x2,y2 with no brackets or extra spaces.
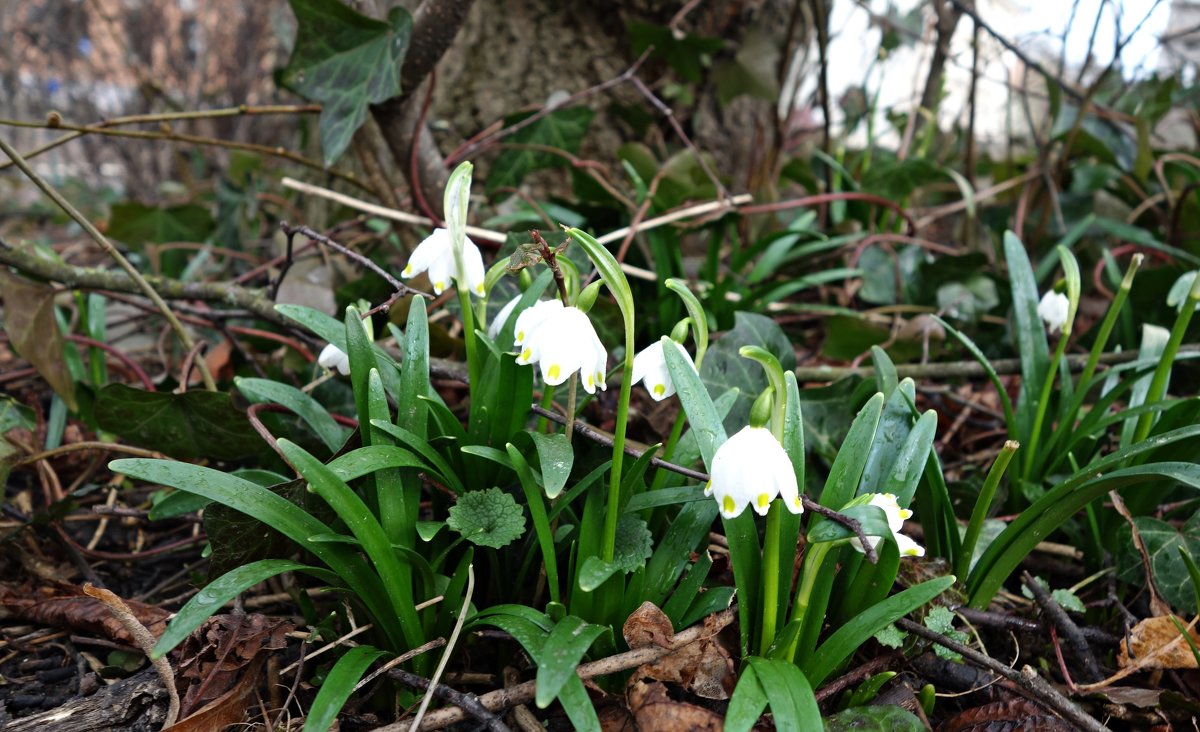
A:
402,228,486,296
513,299,607,394
706,425,802,519
1038,291,1069,334
317,306,373,376
848,493,924,557
632,338,697,401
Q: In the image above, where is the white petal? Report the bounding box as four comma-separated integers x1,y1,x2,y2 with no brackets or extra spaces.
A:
445,172,471,233
708,426,790,518
488,296,521,340
895,533,925,557
631,341,664,386
514,299,561,347
1038,291,1069,334
402,228,451,280
461,238,487,298
318,343,350,375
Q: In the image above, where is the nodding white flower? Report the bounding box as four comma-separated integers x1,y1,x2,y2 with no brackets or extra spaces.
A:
705,426,802,519
513,299,607,393
849,493,924,557
318,343,351,375
632,339,696,401
487,296,522,340
401,228,486,297
1038,291,1070,334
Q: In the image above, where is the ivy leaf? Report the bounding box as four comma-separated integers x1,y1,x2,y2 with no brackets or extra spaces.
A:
613,515,653,574
94,384,261,460
1117,513,1200,612
699,312,797,431
447,488,526,549
0,271,76,411
280,0,412,165
487,107,595,193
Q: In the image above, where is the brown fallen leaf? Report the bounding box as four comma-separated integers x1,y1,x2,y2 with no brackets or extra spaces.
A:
937,699,1072,732
0,270,77,411
1118,615,1200,670
0,581,169,646
627,679,723,732
623,602,674,650
176,613,292,717
623,601,734,701
167,655,267,732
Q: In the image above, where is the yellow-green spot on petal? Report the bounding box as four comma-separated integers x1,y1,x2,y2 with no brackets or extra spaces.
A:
653,383,666,397
757,493,770,509
900,509,913,519
402,265,413,276
903,547,920,556
587,374,594,388
722,495,736,515
520,348,531,361
435,281,445,292
516,330,525,342
476,285,485,295
548,364,561,380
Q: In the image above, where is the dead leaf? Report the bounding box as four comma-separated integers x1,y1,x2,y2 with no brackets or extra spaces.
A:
1118,615,1200,669
623,602,674,650
166,655,266,731
0,270,77,410
627,680,723,732
937,699,1071,732
0,581,169,645
1093,685,1163,708
176,613,291,717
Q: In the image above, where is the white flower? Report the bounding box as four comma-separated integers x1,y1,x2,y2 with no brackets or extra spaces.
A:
705,426,802,519
1038,291,1069,334
631,339,696,401
401,228,486,297
487,296,521,340
513,299,607,394
849,493,924,557
318,343,351,375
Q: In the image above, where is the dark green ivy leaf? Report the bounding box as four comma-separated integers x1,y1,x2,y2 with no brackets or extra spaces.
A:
280,0,412,165
487,107,595,193
95,384,262,461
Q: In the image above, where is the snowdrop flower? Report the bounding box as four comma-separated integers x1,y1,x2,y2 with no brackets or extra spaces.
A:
1037,291,1069,334
849,493,924,557
631,339,696,401
318,343,351,375
514,299,607,393
401,228,486,297
487,296,522,340
705,426,802,519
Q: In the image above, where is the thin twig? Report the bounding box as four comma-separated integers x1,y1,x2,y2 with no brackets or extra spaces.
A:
409,564,475,731
386,668,511,732
801,495,878,565
82,584,180,729
895,617,1110,732
279,223,425,299
1020,571,1104,684
0,137,217,391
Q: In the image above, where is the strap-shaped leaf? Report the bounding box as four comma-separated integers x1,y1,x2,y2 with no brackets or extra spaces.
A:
303,645,388,732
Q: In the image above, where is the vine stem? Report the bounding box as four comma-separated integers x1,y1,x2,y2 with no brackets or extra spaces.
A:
0,136,217,392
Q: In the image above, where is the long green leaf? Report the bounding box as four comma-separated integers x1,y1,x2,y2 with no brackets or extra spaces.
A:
805,576,955,685
725,664,768,732
663,339,725,471
821,393,884,511
327,445,427,481
508,444,560,602
235,377,347,452
1004,231,1050,448
746,657,822,730
370,419,465,494
303,645,388,732
535,616,606,708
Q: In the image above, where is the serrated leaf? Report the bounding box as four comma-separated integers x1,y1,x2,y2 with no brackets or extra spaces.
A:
280,0,412,164
488,107,595,192
923,605,956,634
447,487,526,549
699,311,797,431
824,705,926,732
873,624,906,649
613,514,653,574
95,384,260,460
0,270,76,411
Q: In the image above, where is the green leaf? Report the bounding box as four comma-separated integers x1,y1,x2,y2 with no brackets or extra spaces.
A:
700,312,797,431
577,556,620,592
488,108,595,192
153,559,319,658
807,504,891,544
326,445,427,482
613,514,653,574
446,487,526,549
0,271,76,410
1004,231,1050,448
725,664,768,732
236,377,348,453
824,705,926,732
95,384,260,460
1052,588,1086,614
530,432,573,499
303,645,388,732
107,202,214,246
745,657,821,731
805,576,955,686
507,445,559,602
1117,512,1200,612
873,624,906,649
628,21,723,83
535,616,606,708
280,0,412,164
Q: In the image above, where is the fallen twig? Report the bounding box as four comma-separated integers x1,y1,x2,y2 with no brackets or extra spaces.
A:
1021,571,1104,684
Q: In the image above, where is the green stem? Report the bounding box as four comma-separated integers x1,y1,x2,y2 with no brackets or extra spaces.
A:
1133,275,1200,444
602,329,636,563
565,374,578,442
536,384,557,433
958,440,1018,579
760,503,782,653
649,411,688,491
1079,254,1142,389
458,288,480,390
785,542,832,662
1024,333,1068,479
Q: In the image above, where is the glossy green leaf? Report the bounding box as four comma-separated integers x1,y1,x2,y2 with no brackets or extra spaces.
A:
507,445,558,601
303,645,388,732
370,419,465,493
825,705,926,731
489,108,595,192
699,312,796,431
746,657,821,731
536,616,605,708
820,393,884,511
236,377,347,452
281,0,412,164
725,664,768,732
96,385,260,460
807,504,891,543
327,445,426,482
530,432,573,499
1004,231,1050,447
1117,512,1200,612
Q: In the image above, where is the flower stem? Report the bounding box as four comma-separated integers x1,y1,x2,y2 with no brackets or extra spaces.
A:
565,374,578,443
536,384,557,433
458,288,480,389
1023,333,1067,480
760,502,782,653
1133,273,1200,444
785,542,831,662
603,329,636,563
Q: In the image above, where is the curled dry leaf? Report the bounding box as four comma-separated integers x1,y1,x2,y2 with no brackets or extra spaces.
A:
1118,615,1200,670
0,581,169,646
176,613,293,716
627,680,724,732
936,699,1073,732
623,601,734,701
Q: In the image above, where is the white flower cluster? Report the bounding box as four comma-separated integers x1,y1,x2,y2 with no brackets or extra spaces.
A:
631,339,696,401
1038,291,1069,334
705,426,802,519
513,299,608,394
